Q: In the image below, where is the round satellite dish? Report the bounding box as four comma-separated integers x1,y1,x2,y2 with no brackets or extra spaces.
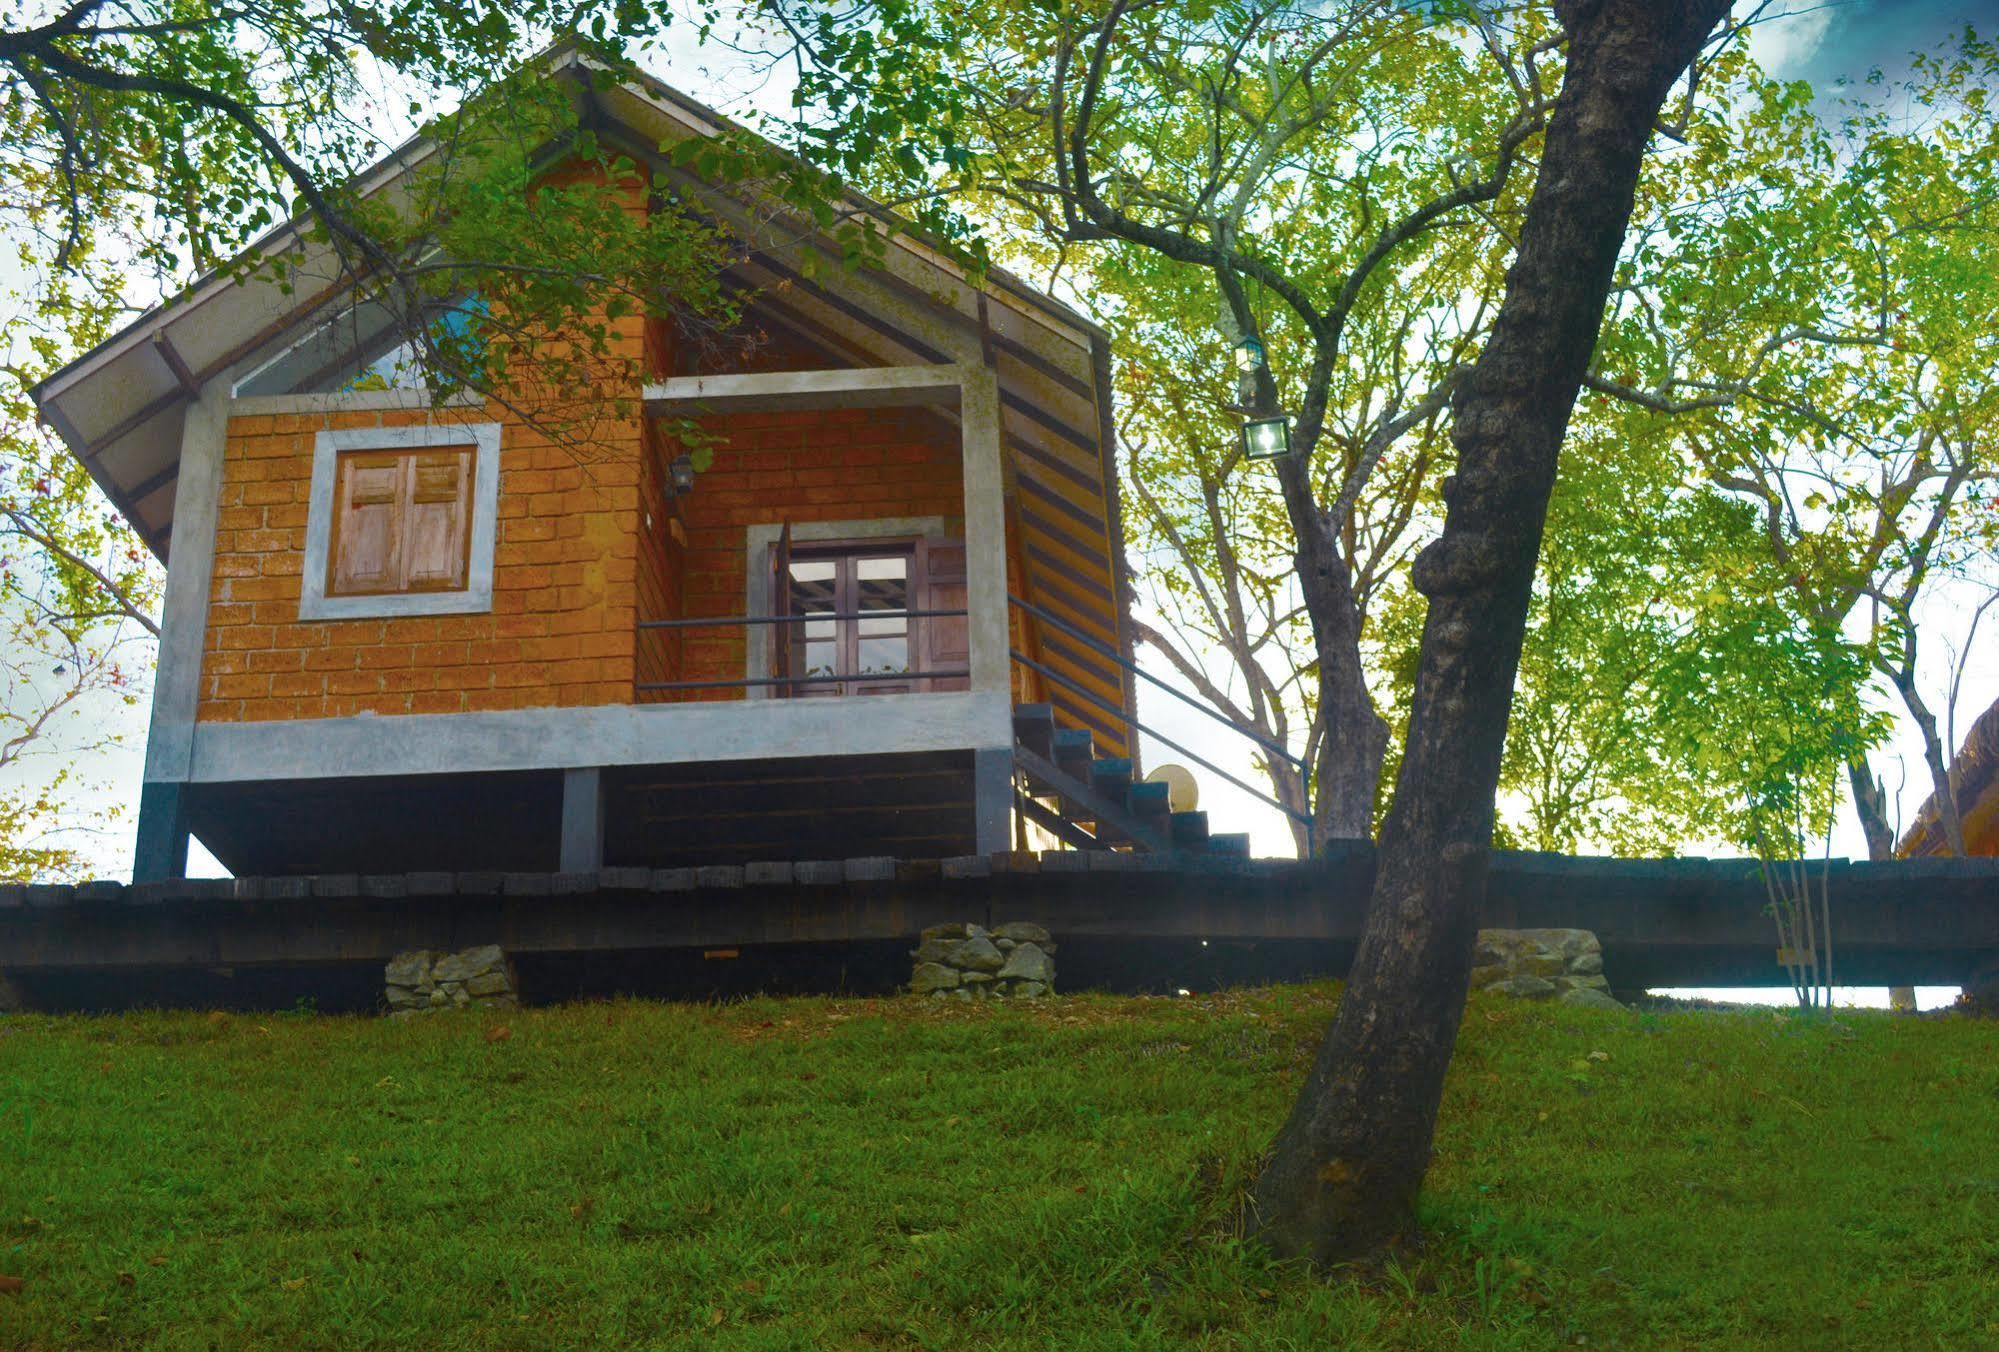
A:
1145,763,1200,814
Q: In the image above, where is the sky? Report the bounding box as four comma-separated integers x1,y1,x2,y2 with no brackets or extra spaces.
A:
4,2,1994,1006
1749,0,1999,85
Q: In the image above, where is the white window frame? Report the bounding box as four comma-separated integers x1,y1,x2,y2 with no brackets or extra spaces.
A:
299,422,502,621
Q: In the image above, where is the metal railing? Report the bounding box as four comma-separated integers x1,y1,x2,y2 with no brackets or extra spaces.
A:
633,608,969,695
1008,593,1314,852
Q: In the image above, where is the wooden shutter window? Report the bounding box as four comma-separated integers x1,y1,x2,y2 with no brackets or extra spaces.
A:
327,445,475,597
402,449,473,591
329,452,405,596
919,540,969,693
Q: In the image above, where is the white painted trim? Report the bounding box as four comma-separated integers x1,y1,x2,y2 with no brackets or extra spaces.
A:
230,389,485,416
645,364,966,413
185,691,1013,782
742,516,948,696
297,421,502,621
958,363,1012,695
142,385,230,783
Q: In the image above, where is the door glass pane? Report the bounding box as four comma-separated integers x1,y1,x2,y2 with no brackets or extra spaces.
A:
858,636,909,676
787,560,837,611
786,559,840,693
780,548,916,695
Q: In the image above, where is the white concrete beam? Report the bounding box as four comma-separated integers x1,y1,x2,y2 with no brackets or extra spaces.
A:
644,364,967,414
184,691,1014,783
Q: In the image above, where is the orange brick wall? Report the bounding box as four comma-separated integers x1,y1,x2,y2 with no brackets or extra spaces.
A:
634,418,685,693
666,404,968,700
196,401,646,722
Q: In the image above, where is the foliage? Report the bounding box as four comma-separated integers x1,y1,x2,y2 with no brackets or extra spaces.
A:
0,278,157,879
752,0,1599,837
1588,32,1999,855
2,988,1998,1346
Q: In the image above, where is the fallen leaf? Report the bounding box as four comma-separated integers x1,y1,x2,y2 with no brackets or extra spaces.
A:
1255,1287,1274,1300
282,1277,308,1291
1854,1298,1875,1310
798,1072,817,1082
145,1256,167,1268
117,1271,135,1287
485,1024,512,1044
736,1279,762,1294
778,1202,793,1217
0,1275,24,1294
1587,1050,1610,1063
709,1308,724,1326
346,1156,361,1168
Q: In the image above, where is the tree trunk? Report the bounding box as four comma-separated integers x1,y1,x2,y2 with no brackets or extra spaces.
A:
1295,519,1391,844
1847,755,1896,862
1239,288,1390,848
1894,670,1968,856
1245,0,1731,1266
1847,756,1916,1011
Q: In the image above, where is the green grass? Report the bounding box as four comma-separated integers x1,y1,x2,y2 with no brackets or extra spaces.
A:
2,987,1997,1350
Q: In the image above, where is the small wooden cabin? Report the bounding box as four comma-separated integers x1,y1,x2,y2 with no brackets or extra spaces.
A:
32,57,1138,878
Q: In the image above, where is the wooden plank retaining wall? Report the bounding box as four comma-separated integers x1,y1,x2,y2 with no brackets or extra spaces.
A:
5,847,1996,994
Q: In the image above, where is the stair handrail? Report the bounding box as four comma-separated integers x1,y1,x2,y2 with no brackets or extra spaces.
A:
1008,595,1307,774
1007,593,1314,849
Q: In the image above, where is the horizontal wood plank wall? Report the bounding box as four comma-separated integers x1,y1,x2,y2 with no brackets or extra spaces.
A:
994,348,1132,759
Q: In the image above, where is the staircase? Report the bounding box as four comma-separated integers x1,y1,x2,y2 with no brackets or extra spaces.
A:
1010,703,1250,857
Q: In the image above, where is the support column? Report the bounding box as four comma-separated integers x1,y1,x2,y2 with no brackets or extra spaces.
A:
958,363,1011,696
974,746,1014,855
132,782,192,883
559,767,605,872
134,384,228,882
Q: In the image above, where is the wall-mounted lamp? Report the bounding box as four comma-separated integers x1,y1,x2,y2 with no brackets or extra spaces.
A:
1241,414,1293,461
668,454,696,496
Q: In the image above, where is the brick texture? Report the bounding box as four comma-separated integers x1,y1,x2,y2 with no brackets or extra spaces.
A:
196,265,1033,722
659,403,967,700
197,402,646,722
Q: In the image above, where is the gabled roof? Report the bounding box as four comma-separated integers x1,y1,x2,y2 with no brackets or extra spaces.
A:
30,49,1104,553
30,51,1138,749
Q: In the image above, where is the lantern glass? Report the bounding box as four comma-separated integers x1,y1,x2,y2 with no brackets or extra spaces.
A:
669,454,696,494
1242,415,1292,460
1232,334,1266,373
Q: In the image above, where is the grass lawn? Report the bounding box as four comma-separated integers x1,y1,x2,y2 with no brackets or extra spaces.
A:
2,985,1997,1349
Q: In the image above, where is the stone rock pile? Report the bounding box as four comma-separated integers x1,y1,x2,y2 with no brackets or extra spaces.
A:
1471,928,1625,1011
910,922,1055,999
385,944,518,1015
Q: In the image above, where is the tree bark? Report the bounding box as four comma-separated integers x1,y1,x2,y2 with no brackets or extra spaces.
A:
1847,756,1916,1010
1847,755,1896,862
1290,496,1392,843
1245,0,1732,1266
